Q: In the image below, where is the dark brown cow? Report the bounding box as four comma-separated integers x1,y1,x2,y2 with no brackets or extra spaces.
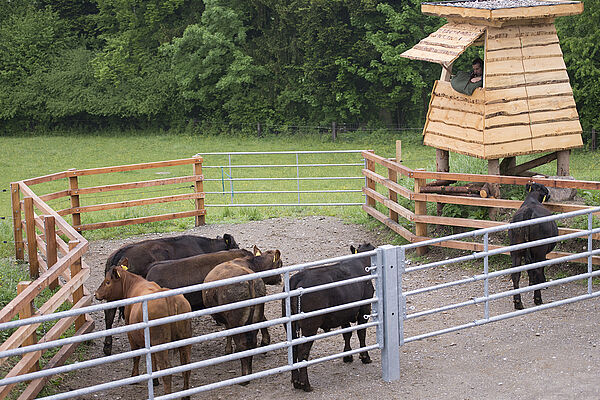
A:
509,183,558,309
202,249,282,380
285,243,375,392
145,249,253,311
95,266,192,400
102,234,238,355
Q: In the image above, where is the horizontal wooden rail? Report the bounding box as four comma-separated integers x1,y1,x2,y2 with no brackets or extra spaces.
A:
75,209,206,231
362,151,414,177
0,267,89,365
412,170,600,190
21,172,69,187
362,188,415,221
0,243,87,324
0,295,94,399
39,190,70,202
18,183,84,240
57,192,205,216
66,157,200,177
362,169,413,200
68,175,201,196
362,204,415,240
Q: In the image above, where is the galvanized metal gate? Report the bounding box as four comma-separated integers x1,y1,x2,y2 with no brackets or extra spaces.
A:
0,207,598,399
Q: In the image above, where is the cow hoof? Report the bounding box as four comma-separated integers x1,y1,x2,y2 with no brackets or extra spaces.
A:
343,355,354,363
153,378,160,387
260,339,270,347
513,301,524,310
238,381,250,386
103,347,112,356
303,385,313,392
534,298,543,306
360,355,372,364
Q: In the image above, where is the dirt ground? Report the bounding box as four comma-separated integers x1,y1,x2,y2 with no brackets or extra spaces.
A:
57,216,600,400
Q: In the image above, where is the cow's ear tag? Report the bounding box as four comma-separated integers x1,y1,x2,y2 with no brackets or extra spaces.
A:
353,248,358,254
542,195,547,202
253,246,262,256
116,270,121,278
273,252,279,263
528,186,532,192
120,265,128,271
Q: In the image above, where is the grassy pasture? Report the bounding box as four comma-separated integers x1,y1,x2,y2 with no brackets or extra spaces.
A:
1,129,599,260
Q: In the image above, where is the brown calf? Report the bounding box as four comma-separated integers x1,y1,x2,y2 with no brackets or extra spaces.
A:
95,266,192,400
202,248,282,380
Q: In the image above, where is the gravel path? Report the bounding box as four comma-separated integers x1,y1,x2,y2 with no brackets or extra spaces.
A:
57,216,600,400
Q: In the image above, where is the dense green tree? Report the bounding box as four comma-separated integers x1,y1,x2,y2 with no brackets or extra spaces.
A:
556,0,600,137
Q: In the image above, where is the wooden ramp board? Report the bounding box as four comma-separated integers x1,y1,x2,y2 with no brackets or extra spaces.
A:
401,23,485,66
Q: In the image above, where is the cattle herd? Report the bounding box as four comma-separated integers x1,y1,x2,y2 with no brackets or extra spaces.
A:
93,183,559,397
94,233,375,396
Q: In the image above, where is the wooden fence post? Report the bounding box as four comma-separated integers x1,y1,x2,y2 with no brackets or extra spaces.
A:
17,281,39,373
436,148,449,215
366,151,376,208
68,169,81,230
193,156,205,226
332,122,337,141
557,150,570,176
414,169,428,255
44,216,59,290
257,122,262,137
388,141,401,223
23,197,39,279
69,240,85,331
11,182,24,260
592,128,596,151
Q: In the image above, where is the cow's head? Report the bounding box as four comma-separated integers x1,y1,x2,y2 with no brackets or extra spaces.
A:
222,234,239,250
95,261,128,301
350,243,375,254
251,246,282,285
526,183,550,203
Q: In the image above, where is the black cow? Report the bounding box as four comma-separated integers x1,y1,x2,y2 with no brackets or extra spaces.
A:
284,243,375,392
102,234,238,356
508,183,558,309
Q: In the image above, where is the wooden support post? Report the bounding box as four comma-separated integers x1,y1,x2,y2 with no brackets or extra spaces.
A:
436,149,449,215
388,142,401,223
488,159,500,220
557,150,570,176
440,64,453,82
44,216,59,290
68,169,81,230
11,182,24,260
257,122,262,137
414,169,428,256
23,197,39,279
499,157,516,175
592,128,597,151
366,151,376,208
17,281,39,373
69,240,85,332
193,156,205,226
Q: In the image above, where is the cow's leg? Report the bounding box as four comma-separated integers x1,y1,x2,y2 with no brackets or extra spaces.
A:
294,324,316,392
150,353,160,387
530,265,545,306
179,345,191,400
258,304,270,347
154,351,172,395
225,335,233,354
103,307,117,356
357,306,372,364
510,253,524,310
342,322,353,363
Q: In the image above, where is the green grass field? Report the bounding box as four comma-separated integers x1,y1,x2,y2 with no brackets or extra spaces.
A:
1,128,599,299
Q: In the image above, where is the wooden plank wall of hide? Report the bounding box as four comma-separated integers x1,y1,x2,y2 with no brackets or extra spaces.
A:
483,22,582,159
423,80,485,157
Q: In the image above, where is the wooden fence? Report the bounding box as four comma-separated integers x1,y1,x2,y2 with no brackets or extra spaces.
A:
2,156,204,400
362,145,600,263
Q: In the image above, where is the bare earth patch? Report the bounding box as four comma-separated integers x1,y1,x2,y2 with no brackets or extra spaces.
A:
58,216,599,400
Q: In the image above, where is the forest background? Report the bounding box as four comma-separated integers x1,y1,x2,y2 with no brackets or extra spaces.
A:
0,0,598,139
